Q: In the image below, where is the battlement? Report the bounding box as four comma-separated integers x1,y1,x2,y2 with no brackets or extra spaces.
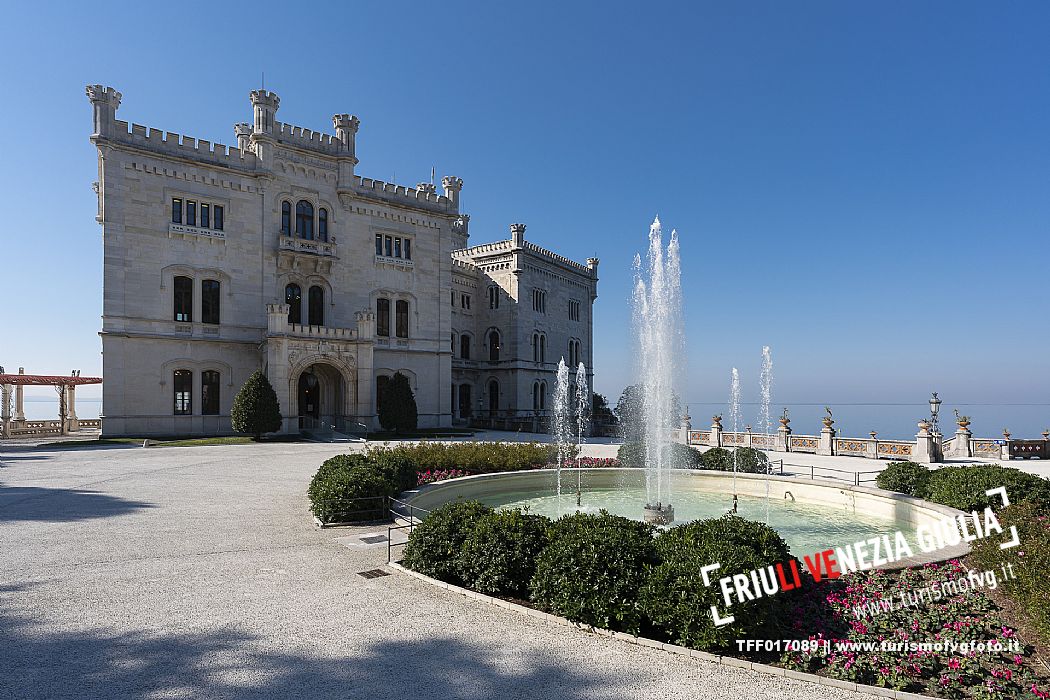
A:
451,257,479,272
353,176,459,214
454,240,514,258
108,119,258,171
523,241,593,274
273,121,342,154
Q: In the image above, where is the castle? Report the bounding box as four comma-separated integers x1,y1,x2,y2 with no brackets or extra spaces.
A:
86,86,598,436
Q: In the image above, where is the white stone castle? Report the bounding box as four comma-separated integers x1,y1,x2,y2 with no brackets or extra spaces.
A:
87,86,597,436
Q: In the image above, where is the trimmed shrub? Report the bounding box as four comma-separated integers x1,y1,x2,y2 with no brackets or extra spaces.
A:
307,454,393,523
617,442,702,470
378,371,418,434
230,370,282,440
459,509,550,598
401,500,493,584
925,464,1050,512
371,450,419,494
529,512,657,634
698,446,770,474
875,461,930,498
639,515,793,650
970,500,1050,642
374,441,557,475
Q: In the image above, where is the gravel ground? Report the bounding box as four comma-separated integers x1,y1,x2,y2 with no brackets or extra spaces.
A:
0,441,890,699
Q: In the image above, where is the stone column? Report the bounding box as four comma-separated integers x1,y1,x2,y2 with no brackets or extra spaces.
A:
818,418,836,456
1,384,11,438
775,419,791,452
952,424,972,458
744,426,754,449
13,367,25,424
1000,429,1012,461
66,384,79,432
678,414,691,445
913,420,937,463
709,416,723,448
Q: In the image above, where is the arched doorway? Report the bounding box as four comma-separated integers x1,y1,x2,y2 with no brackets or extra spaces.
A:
298,370,320,423
295,363,348,432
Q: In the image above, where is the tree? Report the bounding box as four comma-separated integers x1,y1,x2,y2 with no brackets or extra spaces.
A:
378,371,418,434
231,370,282,440
614,384,682,442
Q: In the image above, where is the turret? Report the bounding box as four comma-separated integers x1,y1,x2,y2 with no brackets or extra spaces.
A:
85,85,122,138
441,175,463,211
510,223,526,248
333,114,361,193
249,90,280,134
234,123,252,151
587,257,599,275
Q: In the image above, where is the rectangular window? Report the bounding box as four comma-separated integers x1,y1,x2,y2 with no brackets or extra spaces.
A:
173,276,193,322
376,298,390,337
173,370,192,415
404,239,411,260
384,235,393,257
213,205,224,231
201,370,220,415
200,203,210,229
450,290,455,306
201,279,220,325
186,200,197,227
376,234,383,256
171,198,183,224
394,237,402,258
395,300,409,338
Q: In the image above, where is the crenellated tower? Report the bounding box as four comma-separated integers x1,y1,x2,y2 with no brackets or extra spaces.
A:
332,113,361,203
442,176,463,212
86,85,122,138
249,90,280,170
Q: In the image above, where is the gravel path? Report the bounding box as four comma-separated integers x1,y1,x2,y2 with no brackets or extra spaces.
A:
0,441,891,699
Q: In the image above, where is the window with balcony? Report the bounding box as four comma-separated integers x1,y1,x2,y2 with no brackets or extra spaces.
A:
171,197,223,232
295,200,314,240
173,276,192,322
395,300,409,338
201,203,210,229
201,279,220,325
214,205,223,231
376,297,390,336
173,369,192,415
186,200,197,227
285,283,302,325
308,286,324,326
201,370,220,415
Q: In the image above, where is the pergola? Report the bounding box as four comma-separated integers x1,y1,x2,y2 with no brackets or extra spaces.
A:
0,368,103,438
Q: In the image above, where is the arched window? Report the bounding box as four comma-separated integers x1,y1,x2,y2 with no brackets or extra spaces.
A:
540,334,546,363
201,279,220,325
575,341,582,367
308,286,324,326
376,298,390,337
488,285,499,309
173,276,192,322
201,370,220,415
533,382,540,411
531,333,538,362
281,201,291,235
460,334,471,360
395,300,409,338
295,200,314,239
488,330,500,362
285,283,302,325
173,369,192,415
318,208,328,242
488,379,499,414
540,382,547,411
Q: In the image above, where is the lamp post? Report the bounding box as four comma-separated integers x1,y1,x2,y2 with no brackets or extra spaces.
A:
929,392,942,437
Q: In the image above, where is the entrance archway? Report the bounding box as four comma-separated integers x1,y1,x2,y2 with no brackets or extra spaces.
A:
298,370,320,420
293,362,349,431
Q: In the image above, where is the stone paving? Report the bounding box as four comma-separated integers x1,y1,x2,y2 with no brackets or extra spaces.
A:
0,439,909,700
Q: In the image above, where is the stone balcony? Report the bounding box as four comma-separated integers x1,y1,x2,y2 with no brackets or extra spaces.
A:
277,235,338,274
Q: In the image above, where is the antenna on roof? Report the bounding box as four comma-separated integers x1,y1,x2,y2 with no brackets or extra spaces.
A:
431,166,435,186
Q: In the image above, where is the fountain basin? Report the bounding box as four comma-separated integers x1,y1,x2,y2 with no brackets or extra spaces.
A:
401,468,970,567
643,502,675,525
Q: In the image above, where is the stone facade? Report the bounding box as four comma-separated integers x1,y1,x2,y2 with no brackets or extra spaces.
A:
87,86,597,436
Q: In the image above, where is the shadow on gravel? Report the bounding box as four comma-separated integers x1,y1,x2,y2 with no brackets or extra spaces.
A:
0,485,154,522
0,586,620,699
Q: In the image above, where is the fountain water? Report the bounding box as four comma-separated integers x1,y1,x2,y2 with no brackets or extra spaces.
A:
758,347,773,523
574,362,589,506
729,367,741,511
551,359,572,505
632,216,683,525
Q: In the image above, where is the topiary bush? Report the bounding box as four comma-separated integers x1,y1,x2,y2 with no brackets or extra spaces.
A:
617,442,702,470
401,500,493,584
970,500,1050,642
378,371,418,434
529,512,657,634
875,461,930,498
307,454,394,523
698,446,770,473
231,370,282,440
639,514,793,650
458,509,550,598
925,464,1050,512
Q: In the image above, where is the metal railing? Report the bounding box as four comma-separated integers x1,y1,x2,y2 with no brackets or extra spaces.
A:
387,497,431,563
781,461,882,486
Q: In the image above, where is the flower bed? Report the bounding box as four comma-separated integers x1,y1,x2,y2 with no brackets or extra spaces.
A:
417,468,471,486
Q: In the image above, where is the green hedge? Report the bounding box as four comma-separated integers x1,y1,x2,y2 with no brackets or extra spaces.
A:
874,461,930,497
459,509,549,598
401,500,494,584
697,446,771,474
969,500,1050,641
307,454,395,523
529,512,657,634
617,442,703,470
369,441,558,474
925,464,1050,512
639,515,793,650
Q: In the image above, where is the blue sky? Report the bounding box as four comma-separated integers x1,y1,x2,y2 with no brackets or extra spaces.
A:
2,1,1048,408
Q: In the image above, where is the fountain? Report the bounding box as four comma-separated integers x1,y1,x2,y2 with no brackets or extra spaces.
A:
551,359,572,505
729,368,741,511
574,361,589,506
758,346,773,523
632,216,683,525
